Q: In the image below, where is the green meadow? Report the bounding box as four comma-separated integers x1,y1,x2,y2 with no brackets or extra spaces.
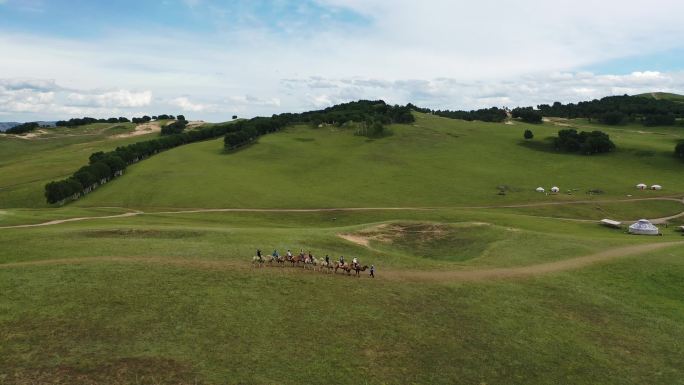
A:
2,112,684,384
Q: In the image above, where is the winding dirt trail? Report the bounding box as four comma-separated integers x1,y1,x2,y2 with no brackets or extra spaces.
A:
0,210,142,229
1,196,683,230
1,241,682,282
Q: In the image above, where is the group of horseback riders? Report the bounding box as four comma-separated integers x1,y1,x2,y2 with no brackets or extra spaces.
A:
254,248,375,277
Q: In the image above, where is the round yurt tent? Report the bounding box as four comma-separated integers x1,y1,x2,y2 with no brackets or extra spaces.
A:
550,186,560,193
536,187,545,193
651,184,662,191
629,219,659,236
636,183,647,190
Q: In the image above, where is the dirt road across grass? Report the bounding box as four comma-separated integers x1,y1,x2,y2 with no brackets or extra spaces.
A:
2,242,682,282
1,197,683,230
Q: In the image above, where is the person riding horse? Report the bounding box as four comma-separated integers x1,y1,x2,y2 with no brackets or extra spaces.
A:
352,257,359,269
339,255,345,266
256,249,263,262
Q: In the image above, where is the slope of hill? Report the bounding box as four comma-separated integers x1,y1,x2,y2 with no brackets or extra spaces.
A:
635,92,684,102
0,121,164,207
73,112,684,210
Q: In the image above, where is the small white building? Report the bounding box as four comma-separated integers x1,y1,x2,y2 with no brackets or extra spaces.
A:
550,186,560,193
636,183,647,190
536,187,545,193
651,184,663,191
601,219,622,229
629,219,660,236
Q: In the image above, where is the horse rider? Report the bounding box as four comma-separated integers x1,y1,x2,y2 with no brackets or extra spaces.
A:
307,251,313,263
325,255,330,266
272,249,279,258
352,257,358,269
339,255,345,266
256,249,263,262
286,249,293,260
370,264,375,278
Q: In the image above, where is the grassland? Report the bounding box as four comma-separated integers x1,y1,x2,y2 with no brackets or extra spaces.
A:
65,113,684,210
0,122,161,208
2,112,684,384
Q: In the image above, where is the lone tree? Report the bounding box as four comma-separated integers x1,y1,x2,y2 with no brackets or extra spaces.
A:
676,141,684,159
524,129,534,140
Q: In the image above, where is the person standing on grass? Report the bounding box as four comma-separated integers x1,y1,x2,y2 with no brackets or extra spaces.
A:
370,264,375,278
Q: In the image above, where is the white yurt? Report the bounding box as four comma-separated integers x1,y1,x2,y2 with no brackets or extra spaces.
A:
550,186,560,193
628,219,660,235
651,184,663,191
636,183,647,190
536,187,545,193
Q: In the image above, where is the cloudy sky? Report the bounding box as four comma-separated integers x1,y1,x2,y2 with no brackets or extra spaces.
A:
1,0,684,122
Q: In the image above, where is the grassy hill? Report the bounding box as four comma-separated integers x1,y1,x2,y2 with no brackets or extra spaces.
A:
635,92,684,103
0,121,164,207
1,111,684,384
72,112,684,210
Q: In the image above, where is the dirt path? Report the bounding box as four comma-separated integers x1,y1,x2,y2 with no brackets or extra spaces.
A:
0,210,142,229
381,242,684,282
1,196,683,230
2,241,682,282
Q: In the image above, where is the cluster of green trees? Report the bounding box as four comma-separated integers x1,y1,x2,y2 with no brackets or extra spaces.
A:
224,100,414,150
536,96,684,126
354,120,389,138
56,114,185,127
512,107,542,124
5,122,41,134
44,121,233,204
56,117,131,127
45,152,127,204
160,117,188,136
407,103,507,122
554,129,615,155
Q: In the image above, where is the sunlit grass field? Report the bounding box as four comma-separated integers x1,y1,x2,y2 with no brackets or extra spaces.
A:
2,113,684,384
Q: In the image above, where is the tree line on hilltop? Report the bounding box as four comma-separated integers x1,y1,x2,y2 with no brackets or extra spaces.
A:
408,104,508,123
536,95,684,126
224,100,414,150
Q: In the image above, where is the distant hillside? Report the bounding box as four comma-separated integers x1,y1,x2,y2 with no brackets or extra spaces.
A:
634,92,684,103
0,121,57,132
0,122,20,132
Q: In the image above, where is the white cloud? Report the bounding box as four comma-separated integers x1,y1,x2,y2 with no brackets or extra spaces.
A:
67,90,152,108
0,0,683,120
170,96,213,112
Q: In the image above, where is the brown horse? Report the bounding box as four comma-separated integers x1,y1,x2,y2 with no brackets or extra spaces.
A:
334,262,352,275
289,254,304,267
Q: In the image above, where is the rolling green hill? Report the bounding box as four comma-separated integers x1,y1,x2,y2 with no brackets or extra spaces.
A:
72,112,684,210
635,92,684,102
1,110,684,384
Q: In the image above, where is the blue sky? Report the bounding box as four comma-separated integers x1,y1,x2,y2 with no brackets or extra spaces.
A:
1,0,684,122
